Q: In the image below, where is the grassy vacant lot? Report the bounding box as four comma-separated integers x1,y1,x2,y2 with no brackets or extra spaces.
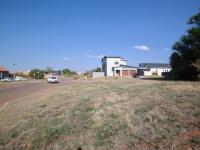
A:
0,78,200,150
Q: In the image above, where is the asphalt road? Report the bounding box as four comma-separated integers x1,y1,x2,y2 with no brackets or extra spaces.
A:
0,78,74,108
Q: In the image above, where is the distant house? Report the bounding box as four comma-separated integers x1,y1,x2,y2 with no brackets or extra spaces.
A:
138,63,171,76
0,66,9,79
102,56,137,77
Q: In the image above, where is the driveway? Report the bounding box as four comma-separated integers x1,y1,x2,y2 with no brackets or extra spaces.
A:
0,78,74,108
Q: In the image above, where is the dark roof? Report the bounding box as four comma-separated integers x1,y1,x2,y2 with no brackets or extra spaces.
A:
102,56,121,59
114,65,138,69
104,56,121,58
102,56,123,62
139,63,171,69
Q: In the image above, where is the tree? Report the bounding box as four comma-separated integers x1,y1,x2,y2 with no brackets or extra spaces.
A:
29,69,45,79
169,10,200,80
62,68,77,76
46,66,53,73
92,67,102,72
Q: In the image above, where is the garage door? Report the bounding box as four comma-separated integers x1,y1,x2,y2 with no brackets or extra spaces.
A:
130,70,136,77
122,70,129,76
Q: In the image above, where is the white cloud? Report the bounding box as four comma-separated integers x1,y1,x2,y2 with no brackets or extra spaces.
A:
64,57,70,61
85,54,104,60
163,48,170,52
133,45,150,51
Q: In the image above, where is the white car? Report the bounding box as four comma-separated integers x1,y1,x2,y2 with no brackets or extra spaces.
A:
15,76,27,81
1,78,13,82
47,76,59,83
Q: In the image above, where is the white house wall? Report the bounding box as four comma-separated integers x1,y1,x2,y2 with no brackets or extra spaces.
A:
144,68,171,76
119,59,127,65
105,58,127,76
144,71,153,76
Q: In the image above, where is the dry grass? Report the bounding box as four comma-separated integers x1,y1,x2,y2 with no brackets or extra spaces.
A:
0,78,200,150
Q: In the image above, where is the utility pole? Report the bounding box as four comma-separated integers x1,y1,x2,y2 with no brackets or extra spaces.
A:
13,64,16,81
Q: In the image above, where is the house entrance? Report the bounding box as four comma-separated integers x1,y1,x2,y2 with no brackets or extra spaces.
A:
116,70,120,76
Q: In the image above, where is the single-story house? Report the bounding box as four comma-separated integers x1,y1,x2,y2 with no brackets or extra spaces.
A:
0,66,10,79
138,63,171,76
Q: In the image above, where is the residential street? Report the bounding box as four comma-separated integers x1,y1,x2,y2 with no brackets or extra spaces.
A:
0,78,74,108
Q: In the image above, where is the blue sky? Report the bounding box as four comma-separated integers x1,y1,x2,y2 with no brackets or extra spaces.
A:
0,0,200,72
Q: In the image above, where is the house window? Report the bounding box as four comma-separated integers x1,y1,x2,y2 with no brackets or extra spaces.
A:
115,61,119,65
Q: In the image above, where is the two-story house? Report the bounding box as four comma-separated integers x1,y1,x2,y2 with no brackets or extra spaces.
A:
102,56,137,77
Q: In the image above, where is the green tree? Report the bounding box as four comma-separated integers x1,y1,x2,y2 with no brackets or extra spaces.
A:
46,66,53,73
92,67,102,72
29,69,45,79
169,10,200,80
62,68,77,76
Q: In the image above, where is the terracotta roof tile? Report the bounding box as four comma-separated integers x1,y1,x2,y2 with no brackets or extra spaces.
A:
0,66,8,72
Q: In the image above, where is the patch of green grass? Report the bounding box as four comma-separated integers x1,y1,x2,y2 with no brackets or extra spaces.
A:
31,136,44,150
62,96,95,139
94,121,128,147
95,123,114,146
45,122,70,137
44,122,70,142
31,117,71,149
9,128,22,138
110,113,118,119
134,103,154,116
193,111,200,117
40,104,47,108
154,126,173,139
50,117,63,126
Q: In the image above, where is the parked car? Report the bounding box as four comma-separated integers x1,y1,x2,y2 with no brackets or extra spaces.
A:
47,76,59,83
15,76,27,81
1,77,13,82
